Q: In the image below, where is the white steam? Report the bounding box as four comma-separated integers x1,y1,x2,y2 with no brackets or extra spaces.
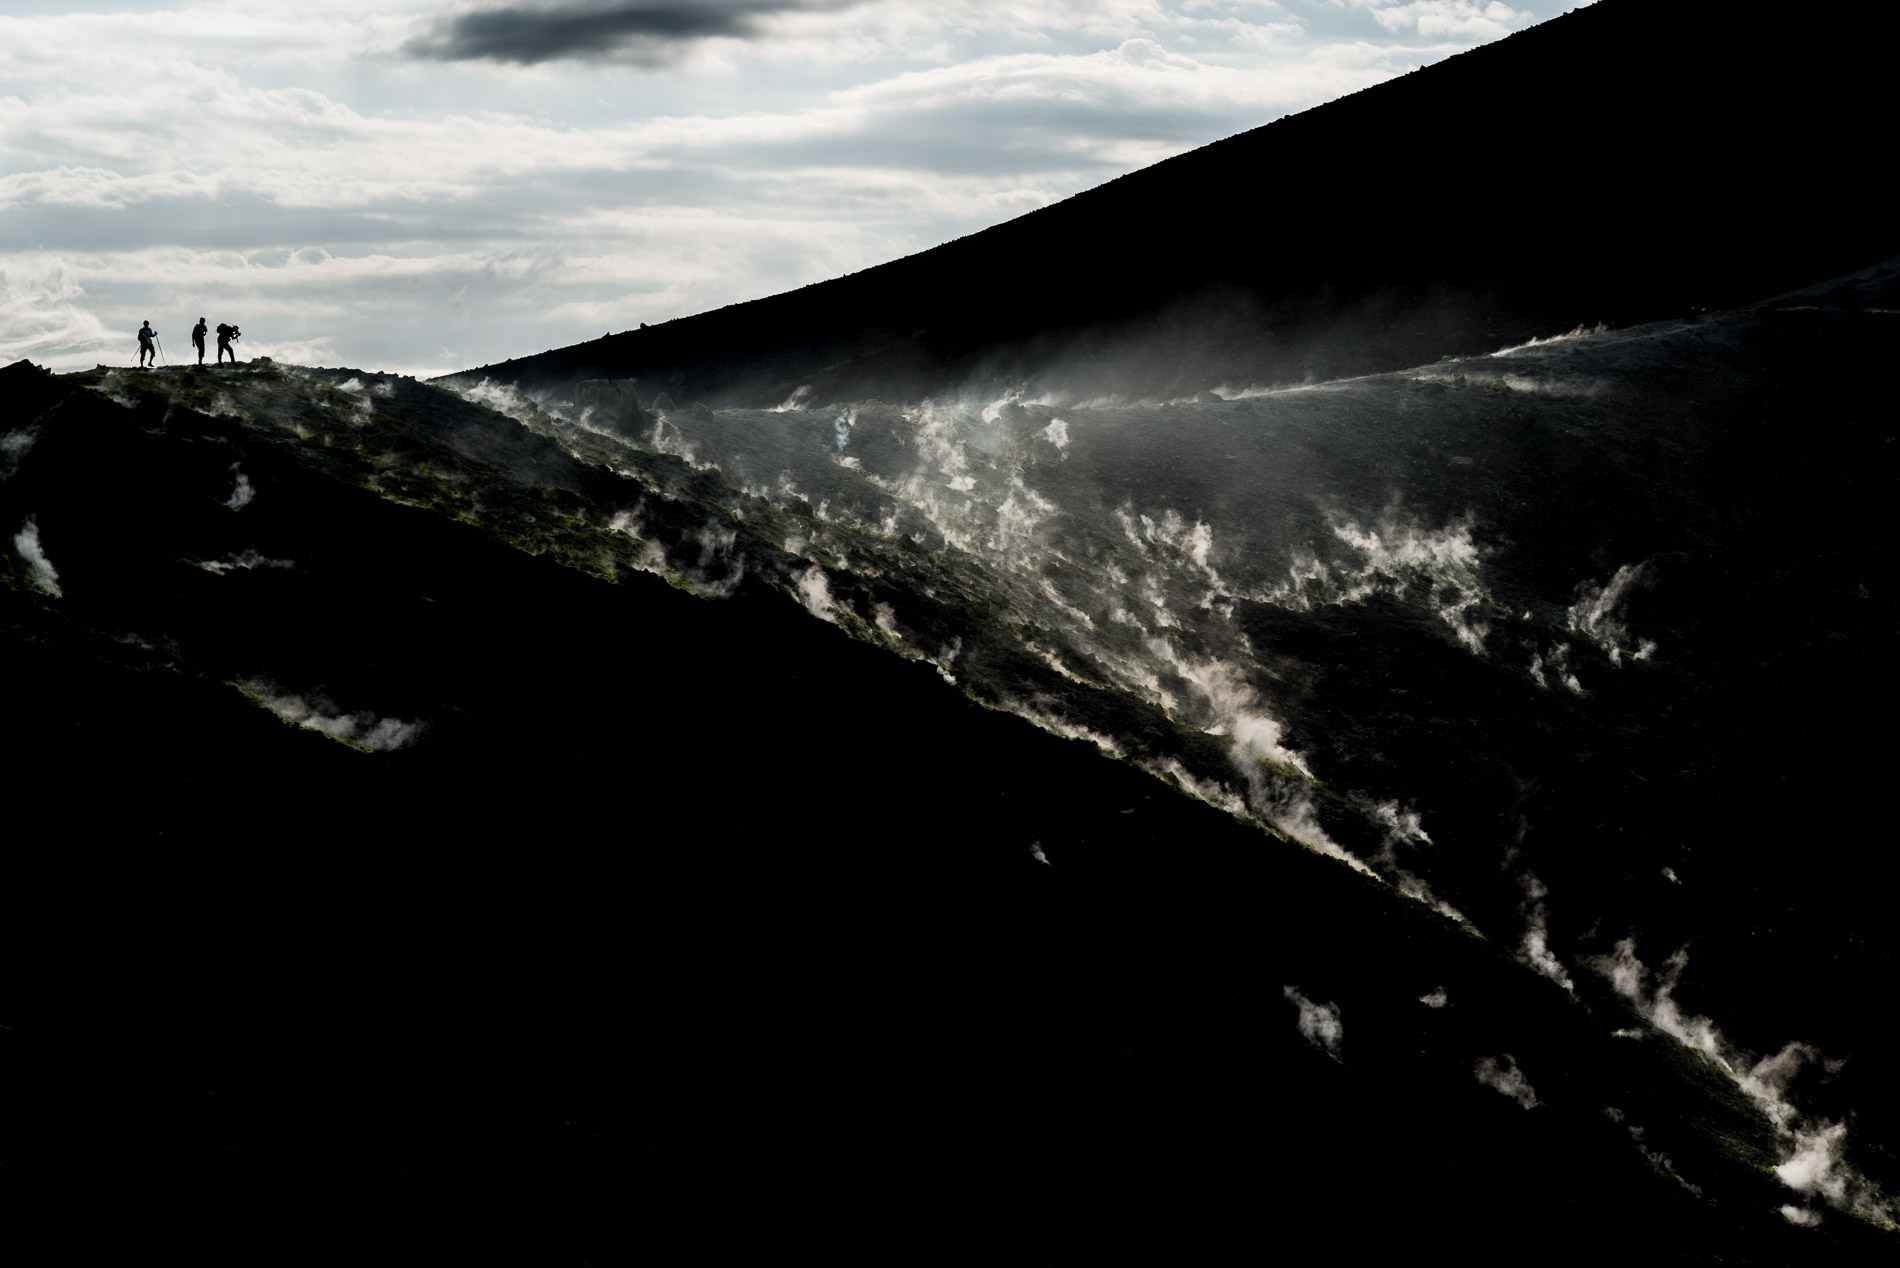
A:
1516,872,1573,991
1568,563,1657,664
1272,515,1492,653
89,371,141,411
1,428,39,481
1528,642,1583,692
684,522,745,598
1419,987,1448,1008
1362,797,1466,922
326,375,394,425
794,566,836,622
1117,505,1222,593
197,549,295,574
607,508,668,573
237,681,426,752
1490,322,1610,358
225,463,255,510
1148,642,1310,777
1590,941,1722,1055
1041,417,1070,457
1776,1121,1851,1204
13,516,61,597
1587,939,1895,1224
446,377,562,429
1283,985,1342,1058
485,385,1633,1007
1473,1054,1539,1108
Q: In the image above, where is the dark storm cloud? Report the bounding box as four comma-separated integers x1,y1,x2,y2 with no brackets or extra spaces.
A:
404,0,830,65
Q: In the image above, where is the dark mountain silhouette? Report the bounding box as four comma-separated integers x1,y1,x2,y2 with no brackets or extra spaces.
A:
447,0,1898,409
4,2,1898,1262
7,270,1898,1260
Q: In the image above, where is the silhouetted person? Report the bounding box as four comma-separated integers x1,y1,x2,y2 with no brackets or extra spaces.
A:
137,320,157,367
192,317,208,365
216,322,240,365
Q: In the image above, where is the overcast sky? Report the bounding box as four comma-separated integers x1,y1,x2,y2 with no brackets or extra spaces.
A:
1,1,1589,376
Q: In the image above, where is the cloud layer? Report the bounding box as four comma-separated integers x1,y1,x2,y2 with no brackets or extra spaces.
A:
1,1,1582,375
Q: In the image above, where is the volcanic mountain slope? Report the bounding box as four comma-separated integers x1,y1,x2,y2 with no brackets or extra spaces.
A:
446,0,1899,410
6,2,1899,1258
3,254,1897,1260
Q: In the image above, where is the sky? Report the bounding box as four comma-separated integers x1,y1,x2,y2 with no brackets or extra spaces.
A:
1,1,1591,377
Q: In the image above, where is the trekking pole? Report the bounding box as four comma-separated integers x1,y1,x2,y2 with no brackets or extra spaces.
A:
156,337,167,366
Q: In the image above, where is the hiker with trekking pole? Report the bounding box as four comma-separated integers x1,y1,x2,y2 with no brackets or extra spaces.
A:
137,320,159,368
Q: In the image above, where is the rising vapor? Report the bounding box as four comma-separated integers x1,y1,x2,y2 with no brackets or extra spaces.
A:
1283,985,1342,1058
12,516,61,597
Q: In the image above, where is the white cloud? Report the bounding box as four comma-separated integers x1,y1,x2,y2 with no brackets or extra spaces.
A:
0,256,121,366
0,1,1582,374
225,465,256,509
236,679,427,750
1340,1,1533,41
1473,1052,1538,1108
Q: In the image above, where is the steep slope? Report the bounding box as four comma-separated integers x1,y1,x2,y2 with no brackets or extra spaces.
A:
439,260,1900,1254
7,2,1899,1257
445,0,1899,408
4,256,1896,1260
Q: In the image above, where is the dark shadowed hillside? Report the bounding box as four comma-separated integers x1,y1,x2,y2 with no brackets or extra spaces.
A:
4,257,1897,1260
4,2,1898,1262
446,0,1898,408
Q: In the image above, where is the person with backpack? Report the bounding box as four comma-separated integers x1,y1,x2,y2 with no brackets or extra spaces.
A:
192,317,208,365
216,321,241,364
137,320,158,367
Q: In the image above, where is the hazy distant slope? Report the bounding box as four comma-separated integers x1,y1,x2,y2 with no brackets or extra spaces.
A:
445,0,1898,407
